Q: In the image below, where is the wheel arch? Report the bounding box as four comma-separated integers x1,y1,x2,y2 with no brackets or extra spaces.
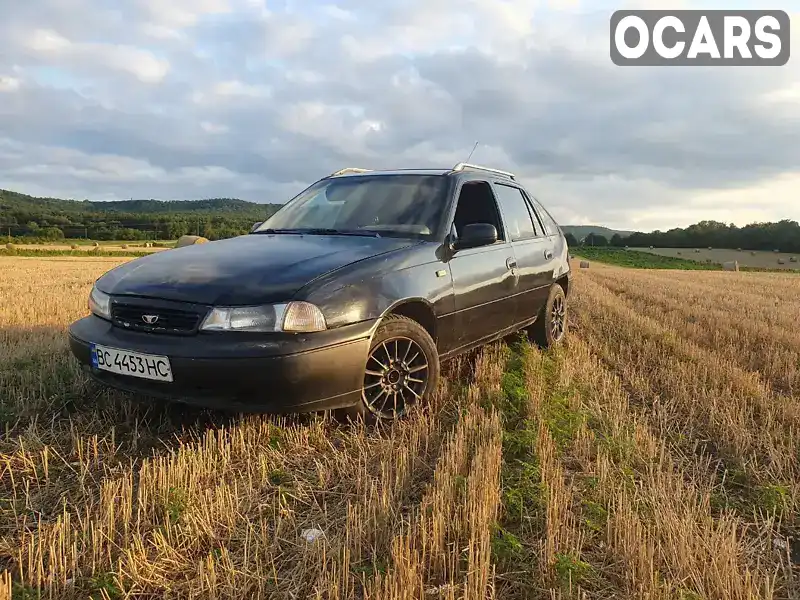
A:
556,274,570,297
379,298,437,345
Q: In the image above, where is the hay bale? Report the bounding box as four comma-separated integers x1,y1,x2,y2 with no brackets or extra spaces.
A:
750,251,757,256
71,244,78,250
737,248,742,252
774,249,780,253
723,260,739,272
694,249,700,253
579,260,590,269
175,235,209,248
92,241,99,247
778,259,786,265
5,243,13,250
708,246,713,250
121,244,128,249
790,256,798,263
649,245,654,249
144,242,152,248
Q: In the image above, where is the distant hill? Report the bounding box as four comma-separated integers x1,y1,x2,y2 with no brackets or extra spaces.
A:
561,225,636,240
0,189,282,242
0,189,275,217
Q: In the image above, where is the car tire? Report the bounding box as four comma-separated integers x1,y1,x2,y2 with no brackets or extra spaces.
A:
338,314,440,425
528,283,568,349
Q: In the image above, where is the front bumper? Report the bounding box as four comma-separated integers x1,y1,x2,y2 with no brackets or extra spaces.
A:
68,314,378,413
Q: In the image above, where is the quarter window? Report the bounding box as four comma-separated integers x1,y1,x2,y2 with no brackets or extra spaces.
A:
526,194,560,237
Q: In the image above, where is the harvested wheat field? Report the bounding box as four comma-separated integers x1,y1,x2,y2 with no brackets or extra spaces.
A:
0,256,798,599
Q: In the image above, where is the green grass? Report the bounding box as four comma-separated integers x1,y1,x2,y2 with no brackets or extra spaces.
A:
573,247,720,270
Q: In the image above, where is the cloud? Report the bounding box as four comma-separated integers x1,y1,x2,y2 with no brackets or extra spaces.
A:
0,0,797,231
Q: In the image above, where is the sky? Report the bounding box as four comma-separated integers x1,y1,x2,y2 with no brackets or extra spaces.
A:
0,0,797,232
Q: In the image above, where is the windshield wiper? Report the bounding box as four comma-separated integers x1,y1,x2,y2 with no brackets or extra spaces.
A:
252,228,380,237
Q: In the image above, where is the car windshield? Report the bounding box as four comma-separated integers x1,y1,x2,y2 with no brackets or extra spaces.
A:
254,174,449,240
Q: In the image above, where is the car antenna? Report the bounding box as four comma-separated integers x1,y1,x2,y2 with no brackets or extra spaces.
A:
464,140,479,163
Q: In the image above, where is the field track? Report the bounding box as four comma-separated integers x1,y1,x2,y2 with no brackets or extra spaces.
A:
0,257,798,599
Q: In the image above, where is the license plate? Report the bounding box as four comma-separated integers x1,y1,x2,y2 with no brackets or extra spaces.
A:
90,343,173,382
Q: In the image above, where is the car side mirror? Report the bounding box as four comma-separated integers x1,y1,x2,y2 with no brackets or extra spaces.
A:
453,223,498,250
250,221,263,233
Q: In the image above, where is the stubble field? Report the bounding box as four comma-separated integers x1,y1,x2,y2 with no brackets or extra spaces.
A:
0,256,798,599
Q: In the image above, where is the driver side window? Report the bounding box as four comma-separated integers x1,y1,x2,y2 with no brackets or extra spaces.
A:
451,181,505,242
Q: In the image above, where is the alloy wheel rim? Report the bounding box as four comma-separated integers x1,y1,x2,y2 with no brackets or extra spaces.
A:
363,336,428,419
550,295,566,341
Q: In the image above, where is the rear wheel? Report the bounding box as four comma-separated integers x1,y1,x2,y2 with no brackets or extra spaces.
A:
528,283,568,348
339,314,440,424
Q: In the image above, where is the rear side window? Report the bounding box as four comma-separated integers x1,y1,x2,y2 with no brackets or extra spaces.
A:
526,195,561,237
493,184,538,241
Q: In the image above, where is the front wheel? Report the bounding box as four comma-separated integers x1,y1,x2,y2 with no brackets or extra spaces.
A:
339,314,440,424
528,283,568,348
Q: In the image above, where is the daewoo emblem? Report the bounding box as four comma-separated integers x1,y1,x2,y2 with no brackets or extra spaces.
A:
142,314,159,325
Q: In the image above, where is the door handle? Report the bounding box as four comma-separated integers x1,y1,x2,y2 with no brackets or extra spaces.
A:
506,257,517,270
544,249,553,260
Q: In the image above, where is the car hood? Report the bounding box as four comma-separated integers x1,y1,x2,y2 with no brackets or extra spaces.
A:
96,234,418,305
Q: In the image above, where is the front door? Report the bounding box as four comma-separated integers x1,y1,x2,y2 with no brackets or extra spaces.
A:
446,180,519,352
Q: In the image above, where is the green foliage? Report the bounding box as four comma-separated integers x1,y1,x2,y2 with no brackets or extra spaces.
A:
575,247,719,270
0,188,283,242
87,572,122,600
541,393,586,450
755,483,790,516
491,526,525,565
351,556,389,579
165,487,188,525
553,552,595,587
581,500,608,532
583,232,609,247
618,218,800,254
11,582,41,600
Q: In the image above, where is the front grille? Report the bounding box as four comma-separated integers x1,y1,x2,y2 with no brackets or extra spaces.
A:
111,303,203,335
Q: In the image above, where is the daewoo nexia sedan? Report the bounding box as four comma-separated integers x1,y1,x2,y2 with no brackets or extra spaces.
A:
68,163,572,422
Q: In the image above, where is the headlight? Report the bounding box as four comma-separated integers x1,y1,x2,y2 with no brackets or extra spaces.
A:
199,301,326,333
88,286,111,320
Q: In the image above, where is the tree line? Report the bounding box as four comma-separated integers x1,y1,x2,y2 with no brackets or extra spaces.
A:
566,219,800,254
3,188,798,252
0,189,282,242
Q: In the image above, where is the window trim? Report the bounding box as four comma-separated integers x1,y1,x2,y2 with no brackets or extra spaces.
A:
493,182,545,242
520,190,553,237
448,179,508,244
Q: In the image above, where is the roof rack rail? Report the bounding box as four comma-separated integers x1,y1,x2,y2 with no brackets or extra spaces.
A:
451,162,515,180
328,167,373,177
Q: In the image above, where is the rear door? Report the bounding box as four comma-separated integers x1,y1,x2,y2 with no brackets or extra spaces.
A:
525,193,563,275
491,182,553,326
